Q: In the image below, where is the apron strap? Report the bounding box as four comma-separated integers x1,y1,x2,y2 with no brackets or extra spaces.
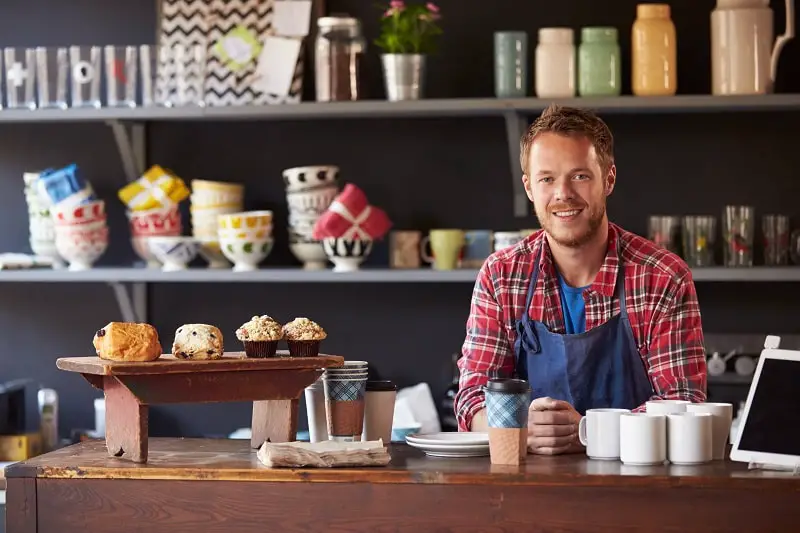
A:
515,246,543,355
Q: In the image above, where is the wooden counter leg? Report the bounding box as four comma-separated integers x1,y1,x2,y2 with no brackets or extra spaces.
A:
251,399,299,448
104,376,148,463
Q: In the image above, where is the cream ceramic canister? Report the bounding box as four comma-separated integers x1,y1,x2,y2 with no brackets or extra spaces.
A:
711,0,795,95
535,28,576,98
632,4,677,96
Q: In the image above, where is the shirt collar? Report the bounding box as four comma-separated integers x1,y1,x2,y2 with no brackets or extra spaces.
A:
535,223,620,298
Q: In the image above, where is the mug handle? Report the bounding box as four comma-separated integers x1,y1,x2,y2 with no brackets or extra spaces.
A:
578,416,588,447
420,235,434,264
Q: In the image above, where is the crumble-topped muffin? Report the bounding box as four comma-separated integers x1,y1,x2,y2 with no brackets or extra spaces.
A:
236,315,283,358
282,317,326,357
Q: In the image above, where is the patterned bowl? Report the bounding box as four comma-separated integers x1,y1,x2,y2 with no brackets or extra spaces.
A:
220,237,273,272
146,236,200,272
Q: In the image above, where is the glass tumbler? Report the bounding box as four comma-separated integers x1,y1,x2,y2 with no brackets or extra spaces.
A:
648,215,682,255
762,215,790,266
723,206,754,267
35,47,68,109
4,48,37,109
69,46,101,108
682,216,716,267
104,45,138,107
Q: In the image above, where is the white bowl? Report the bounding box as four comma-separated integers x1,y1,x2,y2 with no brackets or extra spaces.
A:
197,238,230,269
54,225,109,271
131,237,162,268
147,236,201,272
220,237,273,272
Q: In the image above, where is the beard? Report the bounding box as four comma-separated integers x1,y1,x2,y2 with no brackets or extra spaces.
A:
535,199,606,248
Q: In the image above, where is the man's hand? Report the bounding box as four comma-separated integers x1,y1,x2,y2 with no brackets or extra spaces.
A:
527,396,585,455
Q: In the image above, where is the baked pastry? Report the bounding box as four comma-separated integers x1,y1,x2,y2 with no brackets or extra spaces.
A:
282,317,327,357
93,322,162,362
172,324,224,360
236,315,283,358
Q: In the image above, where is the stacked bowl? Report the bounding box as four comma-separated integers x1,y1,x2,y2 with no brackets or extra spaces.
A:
128,206,182,267
190,179,244,268
218,210,274,272
282,165,339,270
52,200,109,271
23,172,63,267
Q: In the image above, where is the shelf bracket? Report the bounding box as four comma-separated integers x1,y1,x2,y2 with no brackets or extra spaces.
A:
504,111,530,218
107,120,146,183
108,282,148,323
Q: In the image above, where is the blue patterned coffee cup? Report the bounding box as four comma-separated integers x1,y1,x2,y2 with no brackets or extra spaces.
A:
484,379,531,429
323,377,367,402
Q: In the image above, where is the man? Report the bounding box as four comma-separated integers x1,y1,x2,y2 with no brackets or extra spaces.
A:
455,104,707,455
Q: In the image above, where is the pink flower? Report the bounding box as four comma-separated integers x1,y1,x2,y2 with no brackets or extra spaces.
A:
426,2,439,13
390,0,405,8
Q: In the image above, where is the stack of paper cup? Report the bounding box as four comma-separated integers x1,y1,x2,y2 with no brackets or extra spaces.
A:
322,361,369,442
190,179,244,268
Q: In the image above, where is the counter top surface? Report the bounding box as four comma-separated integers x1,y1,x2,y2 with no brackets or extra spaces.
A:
5,437,799,488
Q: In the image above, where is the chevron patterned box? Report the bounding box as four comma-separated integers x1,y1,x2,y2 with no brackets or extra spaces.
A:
157,0,305,107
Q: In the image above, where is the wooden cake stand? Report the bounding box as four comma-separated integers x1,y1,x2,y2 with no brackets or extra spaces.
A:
56,352,344,463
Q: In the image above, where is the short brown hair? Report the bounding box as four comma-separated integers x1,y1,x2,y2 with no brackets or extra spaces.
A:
519,104,615,175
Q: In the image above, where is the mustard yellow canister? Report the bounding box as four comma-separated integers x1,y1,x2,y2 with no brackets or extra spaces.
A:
632,4,677,96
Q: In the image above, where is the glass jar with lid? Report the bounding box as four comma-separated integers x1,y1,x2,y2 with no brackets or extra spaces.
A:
315,16,366,102
578,27,621,96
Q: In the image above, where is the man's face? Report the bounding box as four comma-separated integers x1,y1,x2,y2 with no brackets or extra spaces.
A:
523,132,614,248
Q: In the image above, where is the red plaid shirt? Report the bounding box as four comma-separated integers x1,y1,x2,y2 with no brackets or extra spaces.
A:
455,223,707,431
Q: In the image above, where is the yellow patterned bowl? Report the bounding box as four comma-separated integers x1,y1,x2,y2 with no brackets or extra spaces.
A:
218,226,273,241
218,210,273,231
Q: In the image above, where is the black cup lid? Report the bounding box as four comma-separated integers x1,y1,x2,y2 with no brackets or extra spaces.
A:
366,380,397,392
485,378,530,394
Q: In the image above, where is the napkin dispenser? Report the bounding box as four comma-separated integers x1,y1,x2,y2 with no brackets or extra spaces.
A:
0,379,41,435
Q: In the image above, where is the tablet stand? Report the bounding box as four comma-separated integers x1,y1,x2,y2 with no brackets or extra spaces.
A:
747,461,800,476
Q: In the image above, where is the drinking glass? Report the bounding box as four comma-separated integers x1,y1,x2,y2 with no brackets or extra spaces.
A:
35,46,68,109
104,45,138,107
4,48,37,109
69,46,101,108
648,215,682,255
723,206,754,267
682,216,716,267
762,215,790,266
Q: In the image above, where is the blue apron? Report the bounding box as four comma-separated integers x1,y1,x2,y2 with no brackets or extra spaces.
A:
514,247,653,415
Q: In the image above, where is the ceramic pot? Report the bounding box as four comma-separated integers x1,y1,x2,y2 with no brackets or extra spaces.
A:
322,237,373,272
381,54,426,101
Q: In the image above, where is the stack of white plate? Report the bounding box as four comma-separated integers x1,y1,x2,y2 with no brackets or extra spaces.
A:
406,432,490,458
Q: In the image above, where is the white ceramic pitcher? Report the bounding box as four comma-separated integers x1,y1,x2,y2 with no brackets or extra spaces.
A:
711,0,795,95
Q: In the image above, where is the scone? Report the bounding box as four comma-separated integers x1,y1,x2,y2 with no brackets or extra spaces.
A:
93,322,162,362
172,324,224,360
236,315,283,358
282,317,327,357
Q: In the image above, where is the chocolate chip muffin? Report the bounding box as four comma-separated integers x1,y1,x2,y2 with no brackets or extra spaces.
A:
236,315,283,358
282,317,327,357
172,324,224,360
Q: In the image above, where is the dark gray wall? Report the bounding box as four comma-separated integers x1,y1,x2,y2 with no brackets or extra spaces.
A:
0,0,798,438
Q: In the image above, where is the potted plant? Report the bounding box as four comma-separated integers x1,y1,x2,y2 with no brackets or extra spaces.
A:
375,1,442,101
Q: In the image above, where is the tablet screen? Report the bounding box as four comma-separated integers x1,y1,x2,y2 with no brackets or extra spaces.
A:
737,358,800,457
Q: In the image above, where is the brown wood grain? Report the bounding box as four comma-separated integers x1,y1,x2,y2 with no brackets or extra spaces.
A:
104,376,148,462
4,477,37,533
32,477,800,533
7,439,800,491
115,368,322,404
251,399,299,448
57,352,344,375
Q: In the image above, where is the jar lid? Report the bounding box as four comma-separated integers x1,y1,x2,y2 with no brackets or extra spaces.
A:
318,16,360,28
636,3,671,19
581,27,618,43
538,27,574,44
366,380,397,392
484,378,531,394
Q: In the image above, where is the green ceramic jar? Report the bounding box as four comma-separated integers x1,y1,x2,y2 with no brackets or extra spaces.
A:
578,27,621,97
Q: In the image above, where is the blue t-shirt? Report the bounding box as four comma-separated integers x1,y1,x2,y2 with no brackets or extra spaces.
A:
557,273,590,334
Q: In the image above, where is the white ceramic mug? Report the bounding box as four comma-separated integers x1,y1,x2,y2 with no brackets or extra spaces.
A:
645,399,690,415
667,412,713,465
686,402,733,460
619,413,667,466
578,408,630,460
493,231,523,252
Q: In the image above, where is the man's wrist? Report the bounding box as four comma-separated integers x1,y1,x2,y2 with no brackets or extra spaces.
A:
469,408,489,432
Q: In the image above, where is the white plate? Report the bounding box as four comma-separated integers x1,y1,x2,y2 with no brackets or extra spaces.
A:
422,450,490,458
406,432,489,446
406,440,489,452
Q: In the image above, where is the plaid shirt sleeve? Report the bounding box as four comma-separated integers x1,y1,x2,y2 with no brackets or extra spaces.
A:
633,271,708,411
454,261,516,431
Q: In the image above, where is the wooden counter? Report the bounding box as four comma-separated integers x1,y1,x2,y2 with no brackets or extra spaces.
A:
5,438,800,533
